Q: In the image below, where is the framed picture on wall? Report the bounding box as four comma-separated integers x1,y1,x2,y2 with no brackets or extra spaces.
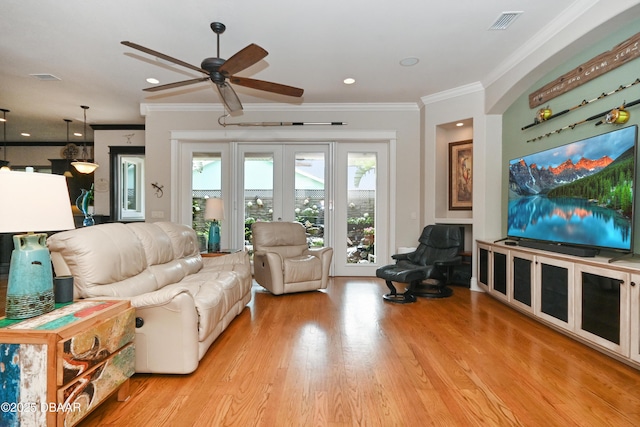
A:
449,140,473,210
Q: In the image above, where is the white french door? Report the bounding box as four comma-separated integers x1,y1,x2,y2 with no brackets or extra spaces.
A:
235,143,331,250
174,134,393,277
333,142,389,276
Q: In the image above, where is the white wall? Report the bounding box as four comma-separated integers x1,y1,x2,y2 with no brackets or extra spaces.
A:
92,129,145,216
421,83,503,291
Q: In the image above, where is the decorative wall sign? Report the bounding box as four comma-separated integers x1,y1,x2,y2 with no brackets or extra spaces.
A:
449,140,473,210
529,31,640,108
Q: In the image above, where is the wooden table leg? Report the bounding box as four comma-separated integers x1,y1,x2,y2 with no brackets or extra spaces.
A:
117,378,131,402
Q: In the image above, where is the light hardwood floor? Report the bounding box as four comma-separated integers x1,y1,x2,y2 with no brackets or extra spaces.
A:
69,278,640,426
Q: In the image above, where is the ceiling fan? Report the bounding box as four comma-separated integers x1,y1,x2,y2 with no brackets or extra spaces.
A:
121,22,304,112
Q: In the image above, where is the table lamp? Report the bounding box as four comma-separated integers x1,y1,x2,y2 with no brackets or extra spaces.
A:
0,169,75,319
204,198,224,252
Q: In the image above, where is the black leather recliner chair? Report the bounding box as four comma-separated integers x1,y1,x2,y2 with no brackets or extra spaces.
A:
376,225,462,303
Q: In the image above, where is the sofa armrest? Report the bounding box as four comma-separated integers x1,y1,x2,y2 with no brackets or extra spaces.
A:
84,288,200,374
391,252,411,261
132,291,200,374
305,246,331,258
128,286,194,309
305,246,333,287
253,251,286,295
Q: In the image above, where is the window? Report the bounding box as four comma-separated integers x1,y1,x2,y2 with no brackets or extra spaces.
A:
110,146,145,221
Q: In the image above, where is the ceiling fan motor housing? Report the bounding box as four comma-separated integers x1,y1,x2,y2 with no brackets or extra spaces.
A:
201,57,227,83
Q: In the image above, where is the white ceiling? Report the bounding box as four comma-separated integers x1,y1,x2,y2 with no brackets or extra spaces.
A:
1,0,639,142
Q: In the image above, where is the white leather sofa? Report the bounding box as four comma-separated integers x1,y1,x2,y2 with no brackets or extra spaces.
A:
47,221,251,374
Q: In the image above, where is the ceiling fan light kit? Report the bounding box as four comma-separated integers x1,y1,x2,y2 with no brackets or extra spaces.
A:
122,21,304,113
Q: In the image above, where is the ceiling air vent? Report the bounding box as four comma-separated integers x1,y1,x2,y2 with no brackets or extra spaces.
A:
29,73,61,81
489,11,523,30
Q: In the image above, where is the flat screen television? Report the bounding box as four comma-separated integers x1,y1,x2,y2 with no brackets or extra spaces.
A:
508,125,638,254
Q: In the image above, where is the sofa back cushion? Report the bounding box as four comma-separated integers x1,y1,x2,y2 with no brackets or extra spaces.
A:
154,221,202,275
48,222,156,298
127,222,189,288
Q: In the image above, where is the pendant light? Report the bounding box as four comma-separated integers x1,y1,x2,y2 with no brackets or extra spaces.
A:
71,105,99,174
1,108,10,171
63,119,74,177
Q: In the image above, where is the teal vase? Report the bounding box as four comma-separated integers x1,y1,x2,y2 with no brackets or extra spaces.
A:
6,233,55,319
208,221,221,252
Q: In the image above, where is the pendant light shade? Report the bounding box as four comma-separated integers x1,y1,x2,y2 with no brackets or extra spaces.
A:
71,105,98,174
71,161,99,174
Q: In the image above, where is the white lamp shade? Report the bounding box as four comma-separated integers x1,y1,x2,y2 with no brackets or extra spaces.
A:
204,198,224,221
0,170,75,233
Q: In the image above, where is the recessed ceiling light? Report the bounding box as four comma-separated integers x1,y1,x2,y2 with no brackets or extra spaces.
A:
343,78,356,85
146,77,160,84
400,57,419,67
21,132,30,137
456,122,464,127
74,132,82,137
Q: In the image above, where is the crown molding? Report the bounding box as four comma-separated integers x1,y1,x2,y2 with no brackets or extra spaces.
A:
140,102,419,116
419,82,484,106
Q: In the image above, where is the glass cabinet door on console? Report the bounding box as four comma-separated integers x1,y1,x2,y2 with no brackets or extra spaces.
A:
511,251,535,314
631,274,640,363
477,242,491,291
574,265,629,356
535,256,575,331
491,246,510,302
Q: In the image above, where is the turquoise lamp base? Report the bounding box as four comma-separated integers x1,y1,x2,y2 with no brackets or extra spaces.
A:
208,221,221,252
5,233,55,319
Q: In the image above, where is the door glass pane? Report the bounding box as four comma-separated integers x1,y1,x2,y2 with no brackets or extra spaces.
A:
192,153,222,252
244,153,274,249
347,152,376,263
118,154,145,221
294,152,326,247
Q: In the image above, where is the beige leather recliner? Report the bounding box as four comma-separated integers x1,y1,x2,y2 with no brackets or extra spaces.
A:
251,221,333,295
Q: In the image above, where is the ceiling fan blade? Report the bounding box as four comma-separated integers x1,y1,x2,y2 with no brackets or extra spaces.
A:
219,43,268,76
230,76,304,97
121,41,208,74
216,82,243,112
143,77,210,92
